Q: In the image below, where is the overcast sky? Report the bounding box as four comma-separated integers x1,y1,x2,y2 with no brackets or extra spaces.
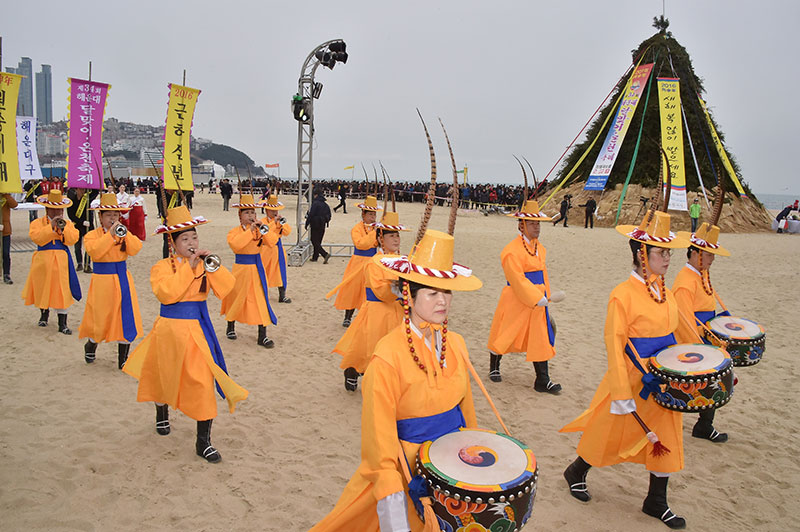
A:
3,0,796,194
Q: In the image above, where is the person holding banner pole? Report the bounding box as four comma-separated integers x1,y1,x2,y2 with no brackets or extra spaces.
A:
67,187,98,272
2,193,19,284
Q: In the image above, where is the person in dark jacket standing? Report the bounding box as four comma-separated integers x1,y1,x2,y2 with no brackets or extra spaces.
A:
333,185,348,213
552,195,571,227
306,192,331,263
582,197,597,229
220,179,233,211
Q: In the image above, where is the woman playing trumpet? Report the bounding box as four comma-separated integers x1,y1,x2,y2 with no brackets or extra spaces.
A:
124,206,248,463
78,193,144,369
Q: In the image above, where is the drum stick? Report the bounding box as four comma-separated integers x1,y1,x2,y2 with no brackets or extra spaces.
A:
463,356,512,437
676,307,726,348
624,339,671,458
713,292,729,314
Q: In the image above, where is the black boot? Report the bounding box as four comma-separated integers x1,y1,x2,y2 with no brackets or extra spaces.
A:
342,309,355,328
155,404,170,435
196,419,221,463
257,325,275,348
118,343,130,370
344,367,359,391
84,340,98,363
323,251,330,264
57,313,72,335
38,308,49,327
489,353,502,382
533,361,561,394
564,456,592,502
692,409,728,443
642,474,686,529
278,286,292,303
226,320,237,340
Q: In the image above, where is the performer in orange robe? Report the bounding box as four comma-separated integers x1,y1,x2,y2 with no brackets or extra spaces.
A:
220,194,278,348
488,199,561,393
310,230,482,532
79,193,144,369
21,190,82,334
560,211,691,530
258,194,292,303
672,222,732,443
331,195,381,327
333,210,408,391
124,206,248,464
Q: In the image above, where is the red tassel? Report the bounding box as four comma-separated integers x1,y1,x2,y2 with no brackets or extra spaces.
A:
650,441,671,457
199,274,207,293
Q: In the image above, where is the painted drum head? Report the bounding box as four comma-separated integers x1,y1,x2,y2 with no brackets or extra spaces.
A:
420,428,536,491
652,344,731,376
707,316,765,341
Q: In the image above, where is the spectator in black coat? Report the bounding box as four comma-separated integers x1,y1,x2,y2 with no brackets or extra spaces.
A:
306,192,331,263
581,197,597,229
219,179,233,211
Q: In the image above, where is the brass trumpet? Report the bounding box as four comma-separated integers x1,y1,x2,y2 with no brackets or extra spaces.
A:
113,224,128,238
189,248,222,273
55,218,67,230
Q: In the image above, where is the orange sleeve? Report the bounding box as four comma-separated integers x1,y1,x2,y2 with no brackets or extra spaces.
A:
208,266,235,300
227,226,257,253
604,294,635,401
150,259,195,304
502,250,544,307
123,233,143,257
367,262,397,303
279,222,292,237
29,219,61,245
352,223,377,250
61,222,80,246
672,283,703,344
360,356,405,500
84,229,116,260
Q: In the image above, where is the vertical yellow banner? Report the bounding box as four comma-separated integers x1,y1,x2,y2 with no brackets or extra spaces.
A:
0,73,23,193
698,96,747,198
657,78,687,211
163,84,200,191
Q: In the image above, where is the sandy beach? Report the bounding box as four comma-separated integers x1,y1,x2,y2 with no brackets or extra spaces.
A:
1,192,797,531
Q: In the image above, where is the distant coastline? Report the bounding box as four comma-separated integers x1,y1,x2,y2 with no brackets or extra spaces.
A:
754,192,798,210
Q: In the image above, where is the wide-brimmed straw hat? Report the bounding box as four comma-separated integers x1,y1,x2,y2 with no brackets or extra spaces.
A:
375,229,482,291
615,211,689,249
90,192,130,211
677,223,730,256
36,190,72,208
154,205,209,235
507,199,552,221
262,194,285,211
356,195,382,211
231,194,262,209
370,211,410,232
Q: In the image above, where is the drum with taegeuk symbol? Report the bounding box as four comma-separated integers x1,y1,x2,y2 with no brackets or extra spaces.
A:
704,315,766,367
648,344,734,412
415,427,537,532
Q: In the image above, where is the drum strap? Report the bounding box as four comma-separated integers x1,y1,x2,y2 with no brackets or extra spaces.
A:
625,336,675,400
677,307,727,347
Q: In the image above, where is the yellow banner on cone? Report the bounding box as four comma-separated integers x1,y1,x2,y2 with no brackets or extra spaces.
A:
163,84,200,191
657,78,687,210
0,73,24,193
698,96,747,198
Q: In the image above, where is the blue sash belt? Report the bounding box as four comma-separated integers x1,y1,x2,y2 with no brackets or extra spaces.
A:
365,287,380,302
396,404,465,444
624,333,676,400
38,241,82,301
159,301,228,398
276,238,288,288
93,261,137,342
353,247,377,257
508,270,555,347
694,310,716,325
234,253,278,325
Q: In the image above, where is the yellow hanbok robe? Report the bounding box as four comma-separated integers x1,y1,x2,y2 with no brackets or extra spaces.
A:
310,325,478,531
21,217,81,309
259,216,291,288
332,222,378,311
220,225,277,326
672,264,721,344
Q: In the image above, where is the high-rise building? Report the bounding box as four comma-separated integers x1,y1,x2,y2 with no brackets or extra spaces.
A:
4,57,34,116
35,65,53,125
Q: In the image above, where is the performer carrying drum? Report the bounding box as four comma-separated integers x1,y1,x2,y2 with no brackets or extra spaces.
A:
330,195,381,327
560,196,692,529
79,193,144,369
220,194,278,348
21,190,82,334
258,194,292,304
123,205,248,463
310,117,482,532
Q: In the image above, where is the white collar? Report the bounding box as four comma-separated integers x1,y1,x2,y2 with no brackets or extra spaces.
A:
631,270,662,299
686,263,702,276
409,320,444,362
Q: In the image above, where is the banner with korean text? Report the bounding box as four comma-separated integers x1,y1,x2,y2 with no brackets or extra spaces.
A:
0,72,24,193
698,95,747,198
163,84,200,190
66,78,110,189
584,63,653,191
657,78,687,211
17,117,43,182
264,163,280,168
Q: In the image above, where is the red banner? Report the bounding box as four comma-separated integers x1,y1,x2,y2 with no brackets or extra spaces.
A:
264,163,280,168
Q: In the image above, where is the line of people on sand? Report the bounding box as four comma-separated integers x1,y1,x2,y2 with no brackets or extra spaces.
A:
12,165,755,530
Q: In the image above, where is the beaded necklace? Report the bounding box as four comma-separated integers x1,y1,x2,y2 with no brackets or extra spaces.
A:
402,281,447,374
640,249,666,304
520,234,538,257
698,253,714,296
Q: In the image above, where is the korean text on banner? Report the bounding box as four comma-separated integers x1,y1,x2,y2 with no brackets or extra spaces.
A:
163,84,200,191
658,78,688,211
698,96,747,198
584,63,653,191
0,73,24,193
17,117,43,182
66,78,110,190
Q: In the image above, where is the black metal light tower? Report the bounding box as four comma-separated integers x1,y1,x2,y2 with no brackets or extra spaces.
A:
288,39,348,265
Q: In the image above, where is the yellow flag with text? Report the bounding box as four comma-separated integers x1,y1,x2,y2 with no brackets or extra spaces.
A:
657,78,687,210
163,84,201,190
698,96,747,198
0,73,23,193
